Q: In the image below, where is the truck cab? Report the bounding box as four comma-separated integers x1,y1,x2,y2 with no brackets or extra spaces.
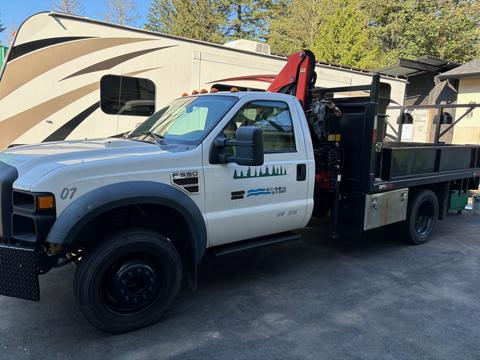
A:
0,90,316,333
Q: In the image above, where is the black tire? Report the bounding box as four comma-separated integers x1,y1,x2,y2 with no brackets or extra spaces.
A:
74,229,183,333
398,189,439,245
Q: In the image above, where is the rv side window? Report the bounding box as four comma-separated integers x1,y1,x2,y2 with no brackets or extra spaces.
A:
101,75,156,116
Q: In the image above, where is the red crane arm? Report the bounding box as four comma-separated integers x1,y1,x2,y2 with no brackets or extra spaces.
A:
267,50,316,110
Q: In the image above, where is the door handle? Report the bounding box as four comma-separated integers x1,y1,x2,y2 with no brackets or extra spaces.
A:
297,164,306,181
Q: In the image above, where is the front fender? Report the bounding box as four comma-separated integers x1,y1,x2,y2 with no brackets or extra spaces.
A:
45,181,207,263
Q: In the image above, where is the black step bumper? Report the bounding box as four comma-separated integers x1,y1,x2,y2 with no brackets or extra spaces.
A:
0,244,39,301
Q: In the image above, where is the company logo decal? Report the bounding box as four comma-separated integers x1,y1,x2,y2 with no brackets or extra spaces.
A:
231,186,286,200
233,165,287,179
247,186,287,197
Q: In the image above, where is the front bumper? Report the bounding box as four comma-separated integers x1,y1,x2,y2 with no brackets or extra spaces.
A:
0,243,39,301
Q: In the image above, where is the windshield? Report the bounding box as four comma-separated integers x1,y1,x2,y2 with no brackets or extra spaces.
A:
128,95,238,145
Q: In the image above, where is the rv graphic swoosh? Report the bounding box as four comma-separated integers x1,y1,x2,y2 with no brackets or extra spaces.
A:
0,37,154,100
61,45,176,80
7,36,93,61
42,102,100,142
207,74,277,84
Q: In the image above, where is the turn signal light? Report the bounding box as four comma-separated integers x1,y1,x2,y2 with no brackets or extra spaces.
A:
37,195,55,210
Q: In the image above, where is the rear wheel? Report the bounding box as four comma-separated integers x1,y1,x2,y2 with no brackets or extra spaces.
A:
74,229,182,333
398,189,439,245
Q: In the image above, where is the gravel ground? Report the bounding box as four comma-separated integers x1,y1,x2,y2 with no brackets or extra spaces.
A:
1,212,480,359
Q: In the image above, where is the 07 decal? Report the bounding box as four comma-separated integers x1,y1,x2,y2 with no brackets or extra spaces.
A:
60,187,77,200
233,165,287,179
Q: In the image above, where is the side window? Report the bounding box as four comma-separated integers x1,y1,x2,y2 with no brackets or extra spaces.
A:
224,101,296,153
100,75,156,116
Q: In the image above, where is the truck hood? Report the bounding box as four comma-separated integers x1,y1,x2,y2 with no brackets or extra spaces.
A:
0,138,160,189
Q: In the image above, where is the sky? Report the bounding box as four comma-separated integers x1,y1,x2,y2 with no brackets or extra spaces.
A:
0,0,150,44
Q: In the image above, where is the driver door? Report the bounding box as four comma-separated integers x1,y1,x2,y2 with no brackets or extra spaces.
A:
203,98,310,247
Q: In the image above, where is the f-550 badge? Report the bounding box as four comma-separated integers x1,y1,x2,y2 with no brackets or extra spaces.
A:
171,171,199,194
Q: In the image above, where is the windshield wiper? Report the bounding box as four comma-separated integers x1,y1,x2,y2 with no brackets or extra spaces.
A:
132,130,165,144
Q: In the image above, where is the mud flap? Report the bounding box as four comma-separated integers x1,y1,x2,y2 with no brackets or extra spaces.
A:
0,244,40,301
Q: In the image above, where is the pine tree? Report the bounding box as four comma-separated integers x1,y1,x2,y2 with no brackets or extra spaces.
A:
364,0,480,65
52,0,84,15
223,0,278,41
268,0,381,69
240,170,244,178
246,167,252,177
268,0,327,56
264,166,270,176
254,169,258,177
313,0,380,69
145,0,227,43
272,165,276,175
233,169,238,179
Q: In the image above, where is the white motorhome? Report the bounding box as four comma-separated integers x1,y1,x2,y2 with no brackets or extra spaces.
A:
0,12,406,148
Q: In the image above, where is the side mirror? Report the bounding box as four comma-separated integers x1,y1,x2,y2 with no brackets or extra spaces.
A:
210,126,264,166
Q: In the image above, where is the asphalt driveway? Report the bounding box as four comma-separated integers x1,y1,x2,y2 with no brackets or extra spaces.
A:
1,213,480,359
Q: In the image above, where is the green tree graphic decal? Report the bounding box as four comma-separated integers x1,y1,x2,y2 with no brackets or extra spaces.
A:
233,165,287,179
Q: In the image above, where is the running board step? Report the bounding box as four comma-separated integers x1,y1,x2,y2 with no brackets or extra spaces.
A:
212,231,302,257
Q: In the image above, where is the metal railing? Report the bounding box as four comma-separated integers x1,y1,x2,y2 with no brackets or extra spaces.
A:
386,103,480,143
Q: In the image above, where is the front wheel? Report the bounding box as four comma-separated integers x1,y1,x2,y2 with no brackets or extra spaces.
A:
398,189,439,245
74,229,183,333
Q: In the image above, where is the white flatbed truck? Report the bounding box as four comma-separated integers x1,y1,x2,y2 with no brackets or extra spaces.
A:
0,50,478,333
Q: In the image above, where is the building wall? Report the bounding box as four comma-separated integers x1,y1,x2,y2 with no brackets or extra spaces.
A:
398,73,458,143
452,77,480,144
